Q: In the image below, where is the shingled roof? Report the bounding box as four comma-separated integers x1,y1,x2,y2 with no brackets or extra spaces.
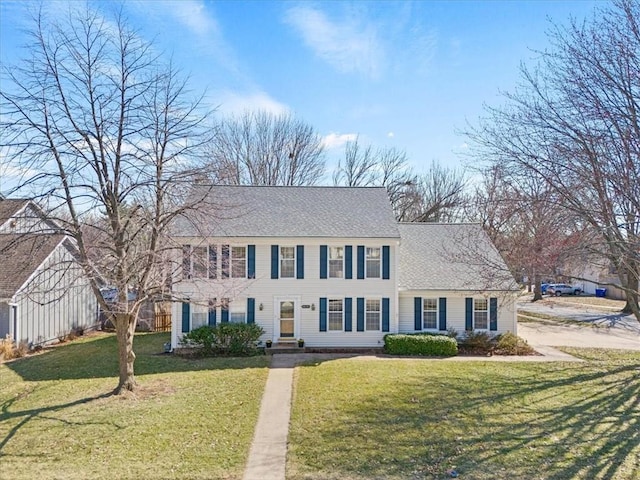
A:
398,223,518,292
173,185,400,238
0,234,67,299
0,198,29,228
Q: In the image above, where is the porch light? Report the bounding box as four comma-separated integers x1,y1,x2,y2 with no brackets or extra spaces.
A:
259,303,264,311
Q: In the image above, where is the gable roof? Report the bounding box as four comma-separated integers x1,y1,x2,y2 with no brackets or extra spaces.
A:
0,234,67,299
0,198,29,228
174,185,400,238
398,223,518,292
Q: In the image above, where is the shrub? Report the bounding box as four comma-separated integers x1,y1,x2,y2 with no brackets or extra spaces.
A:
494,332,536,355
458,331,497,355
0,335,29,361
384,334,458,356
182,323,265,356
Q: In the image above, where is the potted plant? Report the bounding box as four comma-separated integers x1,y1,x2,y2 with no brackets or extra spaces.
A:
297,338,304,348
266,339,272,348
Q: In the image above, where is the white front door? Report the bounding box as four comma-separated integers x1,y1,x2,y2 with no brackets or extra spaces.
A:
274,297,299,340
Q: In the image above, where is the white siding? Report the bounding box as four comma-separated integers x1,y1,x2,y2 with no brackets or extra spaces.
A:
13,242,98,345
0,204,57,234
399,291,517,336
172,237,399,348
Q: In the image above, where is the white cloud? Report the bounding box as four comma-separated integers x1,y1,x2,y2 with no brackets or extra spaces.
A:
321,133,358,150
283,6,382,78
387,132,395,138
213,91,290,117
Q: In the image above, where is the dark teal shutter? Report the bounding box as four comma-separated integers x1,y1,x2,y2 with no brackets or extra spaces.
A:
296,245,304,279
271,245,279,279
221,299,229,323
345,246,353,279
208,245,217,279
414,297,422,330
382,297,390,332
382,246,390,280
319,297,327,331
221,245,230,278
247,245,256,278
247,298,255,324
357,246,365,279
320,245,328,279
356,297,365,331
208,299,217,326
344,298,353,332
465,298,473,331
490,297,498,331
438,297,447,331
181,302,190,333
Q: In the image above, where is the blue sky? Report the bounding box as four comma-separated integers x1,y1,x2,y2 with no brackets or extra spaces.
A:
1,0,600,179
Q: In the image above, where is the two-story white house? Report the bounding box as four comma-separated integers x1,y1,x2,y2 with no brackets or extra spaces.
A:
170,186,518,349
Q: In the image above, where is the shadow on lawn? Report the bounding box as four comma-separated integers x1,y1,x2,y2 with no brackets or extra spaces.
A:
0,390,116,457
296,359,640,480
5,332,268,382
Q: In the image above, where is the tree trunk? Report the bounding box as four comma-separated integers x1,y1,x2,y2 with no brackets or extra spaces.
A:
114,313,137,394
620,266,640,322
532,273,542,302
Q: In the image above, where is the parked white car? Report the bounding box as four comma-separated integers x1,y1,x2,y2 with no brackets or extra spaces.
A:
546,284,582,296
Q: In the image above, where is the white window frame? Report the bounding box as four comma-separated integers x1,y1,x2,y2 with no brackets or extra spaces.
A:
191,302,208,330
365,298,381,331
329,246,344,278
328,298,344,331
366,247,381,278
422,298,438,330
280,246,296,278
229,301,246,324
231,246,247,279
474,298,489,330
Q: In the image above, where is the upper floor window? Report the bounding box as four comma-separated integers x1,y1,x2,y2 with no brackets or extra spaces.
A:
280,247,295,278
329,247,344,278
366,247,381,278
365,299,381,331
422,298,438,330
474,299,488,330
183,244,216,279
231,246,246,278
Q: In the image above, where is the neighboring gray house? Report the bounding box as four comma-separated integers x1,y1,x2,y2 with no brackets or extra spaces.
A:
170,186,518,349
0,198,98,346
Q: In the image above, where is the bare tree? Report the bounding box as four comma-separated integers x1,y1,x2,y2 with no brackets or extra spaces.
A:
333,138,466,222
466,0,640,319
0,6,212,392
207,110,326,186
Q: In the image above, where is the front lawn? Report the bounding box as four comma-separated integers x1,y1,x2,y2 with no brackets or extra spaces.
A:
0,332,269,480
288,351,640,480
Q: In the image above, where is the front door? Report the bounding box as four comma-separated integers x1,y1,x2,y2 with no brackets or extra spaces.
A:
279,300,295,338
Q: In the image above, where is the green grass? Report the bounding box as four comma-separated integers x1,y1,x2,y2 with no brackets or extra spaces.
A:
287,353,640,480
0,332,269,480
518,310,605,328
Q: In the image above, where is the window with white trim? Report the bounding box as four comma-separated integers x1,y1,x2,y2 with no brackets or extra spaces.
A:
192,302,208,329
365,299,381,331
230,301,246,323
231,246,246,278
328,298,343,331
423,298,438,330
474,299,488,330
366,247,381,278
280,246,295,278
182,245,217,279
329,247,344,278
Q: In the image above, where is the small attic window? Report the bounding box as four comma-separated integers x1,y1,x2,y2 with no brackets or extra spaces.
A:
9,220,16,229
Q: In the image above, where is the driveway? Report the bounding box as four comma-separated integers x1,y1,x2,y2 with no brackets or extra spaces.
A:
517,298,640,351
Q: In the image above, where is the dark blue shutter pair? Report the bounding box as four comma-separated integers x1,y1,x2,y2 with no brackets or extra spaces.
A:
356,245,390,279
321,245,351,279
273,245,304,279
414,297,447,330
465,297,498,331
